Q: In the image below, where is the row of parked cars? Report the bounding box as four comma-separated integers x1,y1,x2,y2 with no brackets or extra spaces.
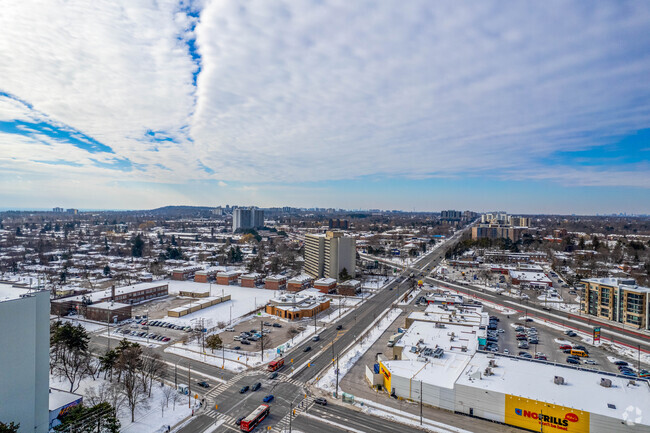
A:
613,360,650,378
484,316,503,352
137,318,193,332
117,328,171,342
515,325,539,350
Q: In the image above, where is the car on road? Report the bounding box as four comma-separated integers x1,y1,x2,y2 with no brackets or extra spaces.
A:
303,346,312,352
197,381,209,388
336,325,343,330
269,372,278,379
240,386,249,393
314,398,328,406
263,395,274,403
251,382,261,391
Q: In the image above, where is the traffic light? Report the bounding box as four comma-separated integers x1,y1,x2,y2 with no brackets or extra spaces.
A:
215,404,218,410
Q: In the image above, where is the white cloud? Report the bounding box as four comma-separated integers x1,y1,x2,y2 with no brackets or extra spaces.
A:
1,0,650,209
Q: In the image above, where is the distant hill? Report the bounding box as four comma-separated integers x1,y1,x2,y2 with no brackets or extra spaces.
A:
144,205,217,217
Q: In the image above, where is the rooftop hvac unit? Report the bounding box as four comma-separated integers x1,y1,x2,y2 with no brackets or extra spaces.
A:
461,345,468,352
488,360,496,367
600,378,612,388
416,356,428,362
433,347,444,358
554,376,565,385
484,367,493,376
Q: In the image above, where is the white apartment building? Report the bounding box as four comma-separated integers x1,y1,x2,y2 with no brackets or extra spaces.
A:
304,231,356,281
0,285,50,433
232,207,264,232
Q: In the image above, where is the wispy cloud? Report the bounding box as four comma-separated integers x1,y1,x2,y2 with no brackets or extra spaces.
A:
1,0,650,210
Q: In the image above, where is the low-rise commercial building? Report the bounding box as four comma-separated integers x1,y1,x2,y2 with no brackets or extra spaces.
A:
216,270,241,286
240,273,263,288
85,301,132,323
264,275,287,290
337,279,361,296
51,282,168,316
171,266,203,281
314,277,337,294
265,293,330,320
287,275,313,292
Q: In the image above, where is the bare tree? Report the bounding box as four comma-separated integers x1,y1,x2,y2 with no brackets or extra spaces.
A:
85,381,126,415
140,349,165,397
54,348,92,392
161,385,175,409
116,345,148,422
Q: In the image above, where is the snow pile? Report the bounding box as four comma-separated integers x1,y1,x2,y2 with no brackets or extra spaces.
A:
317,308,402,393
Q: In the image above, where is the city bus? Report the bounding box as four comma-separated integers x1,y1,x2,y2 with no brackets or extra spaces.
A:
267,358,284,371
240,404,270,432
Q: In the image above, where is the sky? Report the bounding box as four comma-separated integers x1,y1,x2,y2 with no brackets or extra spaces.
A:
1,0,650,214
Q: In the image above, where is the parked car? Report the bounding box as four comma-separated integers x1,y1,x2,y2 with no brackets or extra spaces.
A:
559,344,572,350
240,386,249,393
251,382,261,391
314,398,328,406
272,323,282,328
566,357,580,364
584,359,597,365
503,349,509,355
263,394,274,403
614,360,629,366
232,346,241,350
240,340,251,345
234,336,242,341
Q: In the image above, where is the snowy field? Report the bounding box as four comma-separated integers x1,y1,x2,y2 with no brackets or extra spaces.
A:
50,374,192,433
317,308,402,394
57,316,110,333
163,280,277,327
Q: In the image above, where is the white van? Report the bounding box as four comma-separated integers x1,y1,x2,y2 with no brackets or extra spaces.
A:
225,327,235,332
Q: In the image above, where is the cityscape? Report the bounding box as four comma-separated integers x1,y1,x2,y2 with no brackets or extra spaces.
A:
2,2,650,433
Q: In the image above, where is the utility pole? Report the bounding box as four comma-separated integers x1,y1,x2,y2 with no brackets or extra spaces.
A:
174,362,177,387
639,344,641,372
335,354,339,399
314,310,317,335
106,309,110,351
188,362,191,408
261,321,264,362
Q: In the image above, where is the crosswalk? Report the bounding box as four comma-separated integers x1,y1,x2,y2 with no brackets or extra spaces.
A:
200,408,237,425
270,400,313,433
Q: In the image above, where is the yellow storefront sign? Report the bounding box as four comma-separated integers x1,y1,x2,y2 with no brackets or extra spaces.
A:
505,395,589,433
379,361,392,392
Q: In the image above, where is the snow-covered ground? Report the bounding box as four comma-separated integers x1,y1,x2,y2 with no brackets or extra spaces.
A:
57,316,110,333
166,324,323,371
398,288,421,305
362,276,393,290
317,308,402,394
163,281,277,327
50,373,192,433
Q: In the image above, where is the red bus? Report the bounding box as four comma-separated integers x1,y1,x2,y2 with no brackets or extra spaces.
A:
240,404,270,432
267,358,284,371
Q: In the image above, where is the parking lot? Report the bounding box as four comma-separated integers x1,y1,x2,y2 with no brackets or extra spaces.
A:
113,318,193,346
221,315,290,353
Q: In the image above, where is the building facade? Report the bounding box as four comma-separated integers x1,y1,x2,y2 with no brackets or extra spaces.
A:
265,293,330,320
0,288,50,433
233,207,264,232
304,231,356,281
581,278,650,330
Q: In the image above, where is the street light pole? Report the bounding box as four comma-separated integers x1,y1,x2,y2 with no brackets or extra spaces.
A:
188,361,191,408
420,380,423,426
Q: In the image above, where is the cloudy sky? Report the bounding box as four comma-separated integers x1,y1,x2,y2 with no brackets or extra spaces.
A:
1,0,650,213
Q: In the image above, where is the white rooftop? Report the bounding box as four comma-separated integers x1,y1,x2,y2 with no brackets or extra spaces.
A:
396,320,480,360
52,281,167,304
49,388,82,411
457,352,650,425
315,278,337,285
0,283,34,302
88,301,130,310
509,270,552,284
383,353,472,389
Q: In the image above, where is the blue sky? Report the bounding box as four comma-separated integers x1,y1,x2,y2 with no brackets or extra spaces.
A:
1,1,650,213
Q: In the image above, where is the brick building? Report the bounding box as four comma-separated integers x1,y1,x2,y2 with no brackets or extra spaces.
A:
265,293,330,320
264,275,287,290
287,275,313,292
314,278,337,294
241,273,263,288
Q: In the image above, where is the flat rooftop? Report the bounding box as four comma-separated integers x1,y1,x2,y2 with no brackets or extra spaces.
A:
52,281,168,304
383,353,472,389
457,352,650,424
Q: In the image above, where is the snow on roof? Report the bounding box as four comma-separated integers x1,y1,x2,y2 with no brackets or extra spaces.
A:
88,301,130,310
217,270,242,277
288,274,313,284
52,281,168,304
383,353,472,390
396,320,480,359
0,283,35,302
458,352,650,425
241,272,262,279
583,278,650,293
49,388,82,411
508,270,552,284
315,278,337,285
265,274,286,281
